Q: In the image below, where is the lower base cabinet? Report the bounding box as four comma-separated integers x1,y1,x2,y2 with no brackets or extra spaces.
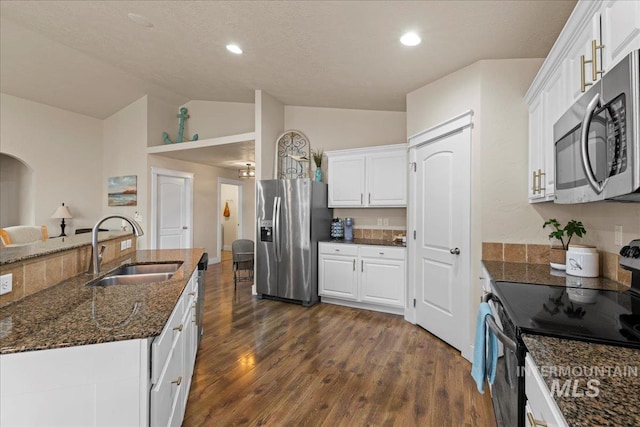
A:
319,242,406,314
0,270,199,427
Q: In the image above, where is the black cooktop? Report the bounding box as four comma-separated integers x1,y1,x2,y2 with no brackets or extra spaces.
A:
492,281,640,349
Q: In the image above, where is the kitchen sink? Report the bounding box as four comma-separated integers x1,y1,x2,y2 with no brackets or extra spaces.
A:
109,262,182,276
89,262,183,286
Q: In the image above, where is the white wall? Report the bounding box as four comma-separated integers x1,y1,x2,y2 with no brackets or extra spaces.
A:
179,100,254,142
221,184,239,249
102,96,149,247
285,105,407,228
255,90,284,180
0,93,103,233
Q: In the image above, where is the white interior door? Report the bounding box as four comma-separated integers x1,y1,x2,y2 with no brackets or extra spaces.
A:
411,122,471,354
152,169,193,250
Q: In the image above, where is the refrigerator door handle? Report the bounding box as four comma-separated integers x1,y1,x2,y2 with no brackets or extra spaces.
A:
274,196,281,261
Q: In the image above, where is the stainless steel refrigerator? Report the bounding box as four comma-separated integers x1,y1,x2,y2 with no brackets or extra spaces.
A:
256,179,332,306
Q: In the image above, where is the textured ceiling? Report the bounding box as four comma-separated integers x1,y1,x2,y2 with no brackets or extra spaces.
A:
0,0,577,119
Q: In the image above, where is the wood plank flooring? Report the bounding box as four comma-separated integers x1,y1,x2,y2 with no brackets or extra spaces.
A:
183,254,495,426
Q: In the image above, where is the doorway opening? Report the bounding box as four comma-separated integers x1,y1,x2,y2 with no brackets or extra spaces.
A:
0,153,35,227
217,178,245,263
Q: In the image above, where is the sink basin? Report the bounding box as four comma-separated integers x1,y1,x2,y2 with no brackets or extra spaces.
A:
109,262,182,276
90,262,183,286
93,272,175,286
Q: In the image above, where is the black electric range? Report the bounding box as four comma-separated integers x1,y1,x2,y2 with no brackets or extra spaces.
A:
491,280,640,349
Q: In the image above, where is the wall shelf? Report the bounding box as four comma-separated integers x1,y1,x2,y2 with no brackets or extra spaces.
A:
147,132,255,168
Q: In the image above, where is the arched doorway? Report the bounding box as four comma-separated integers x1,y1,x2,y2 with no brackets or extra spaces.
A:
0,153,35,227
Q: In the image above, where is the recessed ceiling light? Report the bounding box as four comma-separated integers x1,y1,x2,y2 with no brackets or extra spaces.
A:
400,32,421,47
127,13,153,28
226,44,243,55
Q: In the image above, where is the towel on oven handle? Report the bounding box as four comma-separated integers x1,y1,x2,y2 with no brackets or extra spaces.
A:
471,302,498,393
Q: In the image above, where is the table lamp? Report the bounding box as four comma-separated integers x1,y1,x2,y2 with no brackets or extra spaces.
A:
51,203,73,237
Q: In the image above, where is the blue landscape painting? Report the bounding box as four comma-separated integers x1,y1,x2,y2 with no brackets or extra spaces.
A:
108,175,137,206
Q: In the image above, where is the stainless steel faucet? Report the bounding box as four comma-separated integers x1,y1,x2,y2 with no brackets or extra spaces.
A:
88,215,144,275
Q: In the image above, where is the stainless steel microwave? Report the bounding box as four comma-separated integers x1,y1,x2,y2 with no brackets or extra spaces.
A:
554,49,639,204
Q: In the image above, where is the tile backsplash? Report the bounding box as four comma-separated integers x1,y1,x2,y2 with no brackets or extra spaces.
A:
482,242,630,286
353,228,406,242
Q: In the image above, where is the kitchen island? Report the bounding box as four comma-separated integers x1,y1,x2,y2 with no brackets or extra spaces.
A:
0,248,204,427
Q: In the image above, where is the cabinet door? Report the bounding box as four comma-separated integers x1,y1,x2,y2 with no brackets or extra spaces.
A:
564,13,602,104
360,257,405,308
601,0,640,70
367,149,407,206
541,66,566,199
318,253,358,300
328,155,365,207
528,95,545,201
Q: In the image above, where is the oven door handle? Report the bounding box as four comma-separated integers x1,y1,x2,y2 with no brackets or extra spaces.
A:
580,92,607,194
483,293,518,353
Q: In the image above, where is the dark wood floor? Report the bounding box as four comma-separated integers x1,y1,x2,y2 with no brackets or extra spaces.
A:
183,253,495,426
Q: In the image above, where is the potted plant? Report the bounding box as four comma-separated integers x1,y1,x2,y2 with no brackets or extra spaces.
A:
543,219,587,270
312,149,324,182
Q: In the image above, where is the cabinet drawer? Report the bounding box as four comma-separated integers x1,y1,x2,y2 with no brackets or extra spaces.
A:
319,243,358,257
152,295,186,383
359,245,405,260
151,330,185,427
525,354,567,427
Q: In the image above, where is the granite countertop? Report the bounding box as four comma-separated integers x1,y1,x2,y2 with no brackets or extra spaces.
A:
323,238,406,248
523,334,640,426
0,248,204,354
0,231,134,265
482,260,629,291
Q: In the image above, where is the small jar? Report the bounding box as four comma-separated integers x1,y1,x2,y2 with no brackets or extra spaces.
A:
566,245,599,278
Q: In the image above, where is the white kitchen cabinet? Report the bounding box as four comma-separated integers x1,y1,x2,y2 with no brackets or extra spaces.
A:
326,156,366,206
601,0,640,71
525,354,568,427
0,338,151,427
151,269,199,427
318,242,406,314
525,0,638,203
318,243,359,300
360,246,405,308
326,144,407,208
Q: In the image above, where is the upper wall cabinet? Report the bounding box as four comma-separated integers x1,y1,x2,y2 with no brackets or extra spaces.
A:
326,144,407,208
524,0,640,203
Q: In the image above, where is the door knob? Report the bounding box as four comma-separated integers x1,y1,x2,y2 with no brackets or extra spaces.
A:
450,248,460,255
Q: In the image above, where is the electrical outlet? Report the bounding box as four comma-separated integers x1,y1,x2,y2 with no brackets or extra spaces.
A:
377,218,383,226
121,240,127,251
126,239,132,249
383,218,389,226
615,225,623,246
0,273,13,295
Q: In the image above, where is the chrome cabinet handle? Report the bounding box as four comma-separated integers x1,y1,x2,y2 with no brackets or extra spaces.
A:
360,193,363,205
361,260,363,272
591,39,604,81
173,324,183,332
537,169,545,194
353,259,355,271
368,193,371,204
171,376,182,386
188,292,196,296
527,412,548,427
531,170,538,194
450,248,460,255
